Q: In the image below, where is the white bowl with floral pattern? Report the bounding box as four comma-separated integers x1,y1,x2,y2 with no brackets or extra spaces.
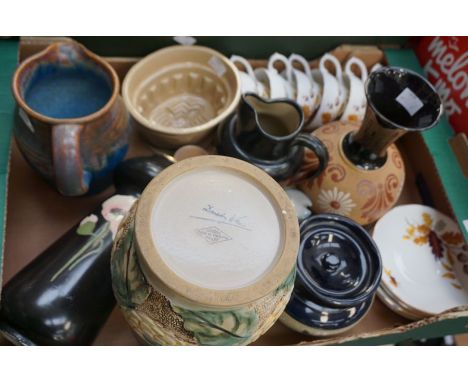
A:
373,204,468,317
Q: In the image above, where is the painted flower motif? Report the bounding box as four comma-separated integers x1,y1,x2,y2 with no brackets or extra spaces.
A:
402,211,466,289
76,214,98,236
317,187,356,216
101,195,137,239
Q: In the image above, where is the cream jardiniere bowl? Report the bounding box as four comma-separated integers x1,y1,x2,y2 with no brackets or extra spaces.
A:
110,156,299,345
122,45,241,149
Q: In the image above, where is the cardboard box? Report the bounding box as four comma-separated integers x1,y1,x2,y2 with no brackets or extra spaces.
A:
0,37,467,345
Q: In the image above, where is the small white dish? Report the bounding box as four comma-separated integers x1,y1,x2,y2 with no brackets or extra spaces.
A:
373,204,468,317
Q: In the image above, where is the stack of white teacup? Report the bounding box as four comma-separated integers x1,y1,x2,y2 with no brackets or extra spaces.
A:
231,52,382,130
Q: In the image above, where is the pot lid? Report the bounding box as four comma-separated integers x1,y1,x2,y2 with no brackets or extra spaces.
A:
297,214,382,307
134,155,299,307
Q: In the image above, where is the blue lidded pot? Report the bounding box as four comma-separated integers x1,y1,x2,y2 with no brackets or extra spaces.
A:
280,214,382,336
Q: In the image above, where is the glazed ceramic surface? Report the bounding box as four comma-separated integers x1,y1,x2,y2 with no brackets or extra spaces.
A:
373,204,468,317
0,156,171,345
111,156,299,345
300,121,405,225
308,54,346,129
340,57,368,123
288,54,320,121
285,188,312,222
301,67,443,225
123,45,240,149
281,214,381,336
12,42,129,196
218,93,328,182
230,55,267,96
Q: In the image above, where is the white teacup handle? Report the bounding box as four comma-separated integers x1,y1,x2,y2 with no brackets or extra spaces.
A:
371,63,383,72
289,54,312,79
230,55,256,79
345,57,368,82
268,52,292,81
320,53,344,85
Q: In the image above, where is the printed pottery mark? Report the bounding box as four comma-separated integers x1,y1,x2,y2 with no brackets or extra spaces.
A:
196,226,232,244
357,174,399,223
403,212,466,289
112,203,297,345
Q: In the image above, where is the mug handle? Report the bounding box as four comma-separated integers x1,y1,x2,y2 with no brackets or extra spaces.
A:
289,54,312,79
268,52,292,80
230,55,256,79
320,53,344,85
52,124,90,196
291,134,329,179
345,57,368,82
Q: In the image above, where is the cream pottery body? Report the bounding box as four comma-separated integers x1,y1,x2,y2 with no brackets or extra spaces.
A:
111,156,299,345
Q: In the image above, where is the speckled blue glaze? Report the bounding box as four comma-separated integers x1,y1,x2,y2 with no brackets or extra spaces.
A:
24,66,112,119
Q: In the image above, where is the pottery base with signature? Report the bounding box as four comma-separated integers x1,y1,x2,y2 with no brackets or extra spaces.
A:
111,156,299,345
112,201,295,345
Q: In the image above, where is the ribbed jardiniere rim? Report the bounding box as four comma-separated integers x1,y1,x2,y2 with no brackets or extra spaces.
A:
296,213,382,308
122,45,241,136
134,155,299,308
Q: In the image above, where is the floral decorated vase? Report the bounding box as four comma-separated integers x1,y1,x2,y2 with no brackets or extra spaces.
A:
111,156,299,345
300,121,405,225
300,67,443,225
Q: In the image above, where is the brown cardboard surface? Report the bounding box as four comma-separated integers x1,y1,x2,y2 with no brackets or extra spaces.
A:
2,39,466,346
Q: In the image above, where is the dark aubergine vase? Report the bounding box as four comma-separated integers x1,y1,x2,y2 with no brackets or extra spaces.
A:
280,213,382,336
0,155,172,345
218,93,328,181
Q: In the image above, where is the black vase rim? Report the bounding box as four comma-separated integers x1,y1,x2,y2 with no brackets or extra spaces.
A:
365,66,443,132
296,213,382,308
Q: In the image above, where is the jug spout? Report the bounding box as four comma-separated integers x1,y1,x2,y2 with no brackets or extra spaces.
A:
237,93,304,139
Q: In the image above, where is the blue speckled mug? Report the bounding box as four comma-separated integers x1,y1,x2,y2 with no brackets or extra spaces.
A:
12,42,130,196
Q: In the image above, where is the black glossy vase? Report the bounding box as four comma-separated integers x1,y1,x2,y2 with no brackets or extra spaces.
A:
280,214,382,336
0,155,172,345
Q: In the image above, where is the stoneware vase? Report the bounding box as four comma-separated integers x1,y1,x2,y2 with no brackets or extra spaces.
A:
111,155,299,345
12,41,130,196
300,67,443,225
0,155,172,345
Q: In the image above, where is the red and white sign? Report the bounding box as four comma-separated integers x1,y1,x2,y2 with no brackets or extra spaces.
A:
414,36,468,135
